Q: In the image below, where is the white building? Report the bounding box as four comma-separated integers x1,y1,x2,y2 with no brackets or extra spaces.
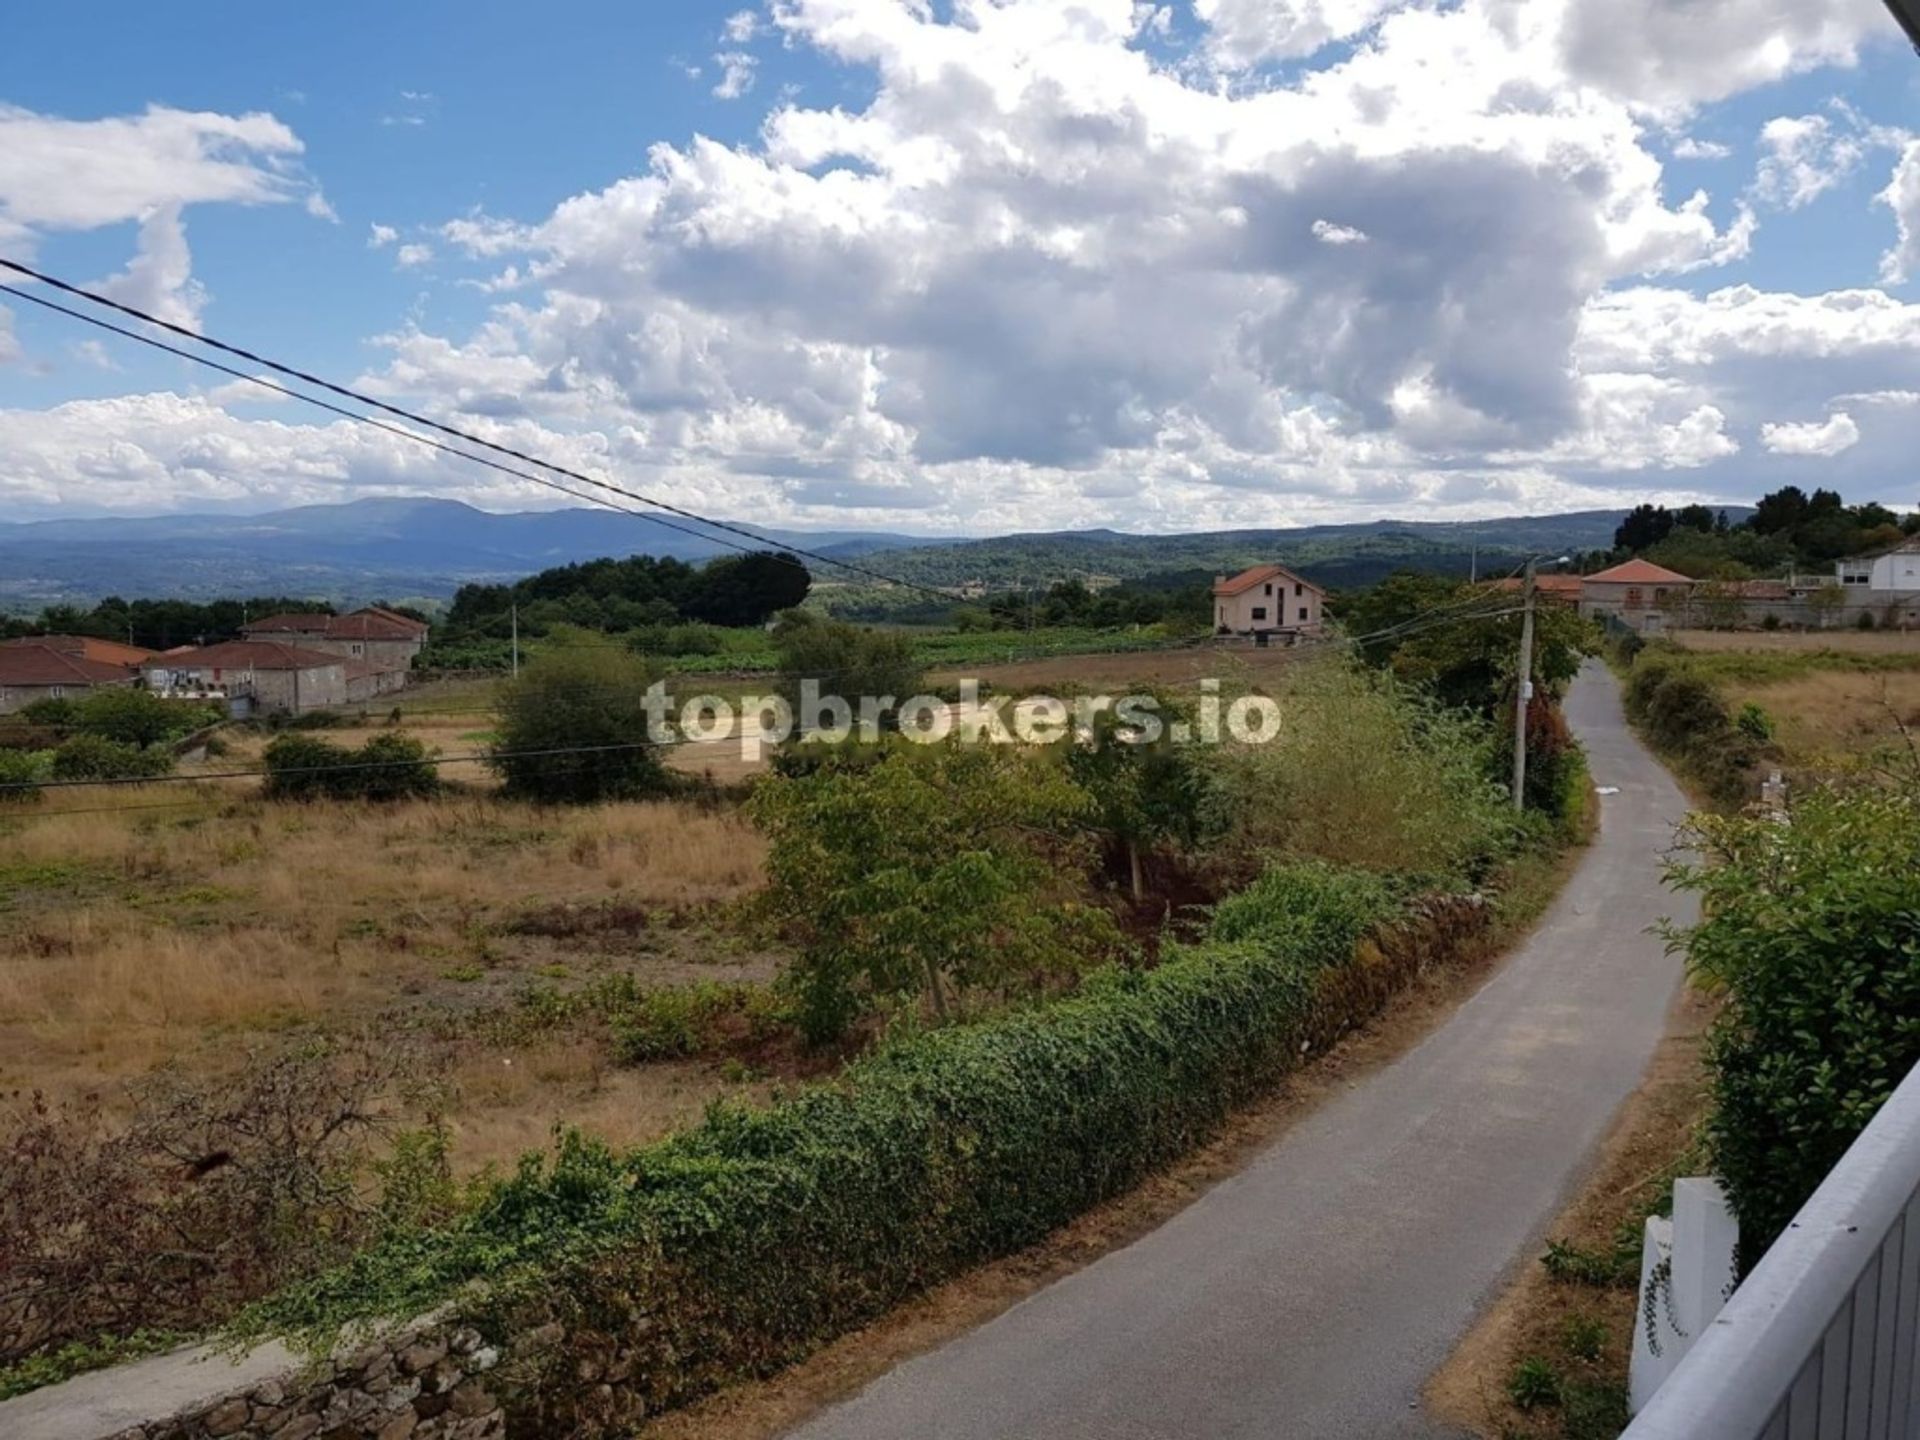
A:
1836,534,1920,597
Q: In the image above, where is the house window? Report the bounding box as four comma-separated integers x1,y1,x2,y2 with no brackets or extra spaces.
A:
1264,583,1273,596
1625,587,1644,609
48,686,64,699
1841,570,1870,586
351,643,364,656
1251,606,1268,621
1295,582,1304,597
1299,607,1308,622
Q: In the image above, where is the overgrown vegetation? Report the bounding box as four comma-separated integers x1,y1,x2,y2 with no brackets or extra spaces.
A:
1614,644,1764,806
263,731,440,801
1664,780,1920,1270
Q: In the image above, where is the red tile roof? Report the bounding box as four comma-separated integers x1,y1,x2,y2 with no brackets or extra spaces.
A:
0,644,140,687
1,634,158,665
243,608,428,642
1212,564,1323,598
1583,559,1695,586
1488,574,1585,598
164,640,347,672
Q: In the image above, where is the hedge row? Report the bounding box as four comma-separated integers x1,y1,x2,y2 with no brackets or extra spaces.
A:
239,862,1484,1432
1620,648,1761,806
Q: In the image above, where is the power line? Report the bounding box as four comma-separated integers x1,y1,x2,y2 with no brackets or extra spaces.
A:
0,260,956,602
0,280,835,579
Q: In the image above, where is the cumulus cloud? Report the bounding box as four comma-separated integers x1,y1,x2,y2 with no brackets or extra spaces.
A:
393,242,434,270
7,0,1918,525
1880,140,1920,283
712,52,759,99
1761,411,1861,456
0,102,324,335
1671,136,1733,161
1754,113,1867,209
368,223,398,248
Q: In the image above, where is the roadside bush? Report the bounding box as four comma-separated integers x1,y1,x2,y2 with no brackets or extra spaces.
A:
1207,661,1517,884
1663,782,1920,1269
1621,652,1758,807
236,862,1407,1426
48,734,173,783
750,740,1119,1041
770,610,924,735
353,733,439,802
261,733,353,799
489,647,673,804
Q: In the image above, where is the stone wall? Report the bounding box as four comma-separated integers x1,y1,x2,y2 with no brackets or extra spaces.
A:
0,1320,530,1440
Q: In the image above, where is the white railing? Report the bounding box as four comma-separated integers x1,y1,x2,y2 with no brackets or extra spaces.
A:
1623,1058,1920,1438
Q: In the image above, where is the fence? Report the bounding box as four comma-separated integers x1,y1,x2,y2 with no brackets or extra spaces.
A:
1623,1057,1920,1438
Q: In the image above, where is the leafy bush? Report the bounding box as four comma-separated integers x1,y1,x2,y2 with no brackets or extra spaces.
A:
1065,700,1220,899
0,747,49,802
1664,783,1920,1269
750,741,1119,1041
17,697,78,727
1734,701,1774,743
263,732,438,802
489,647,672,804
770,610,925,735
1620,651,1758,807
48,734,173,782
71,688,208,749
236,861,1406,1421
1207,662,1517,884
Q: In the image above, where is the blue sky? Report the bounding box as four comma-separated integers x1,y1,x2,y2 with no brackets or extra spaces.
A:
2,0,1919,532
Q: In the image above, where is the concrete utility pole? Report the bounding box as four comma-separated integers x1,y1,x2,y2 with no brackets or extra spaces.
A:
1511,555,1536,812
510,603,520,677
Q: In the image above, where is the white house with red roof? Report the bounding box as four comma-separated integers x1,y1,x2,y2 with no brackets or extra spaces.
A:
1211,564,1326,638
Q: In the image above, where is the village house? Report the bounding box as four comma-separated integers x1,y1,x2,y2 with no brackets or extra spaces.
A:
0,640,142,714
1212,564,1326,639
1575,558,1696,631
240,607,428,674
148,640,349,716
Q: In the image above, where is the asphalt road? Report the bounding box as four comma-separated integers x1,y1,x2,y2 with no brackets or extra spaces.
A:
788,661,1695,1440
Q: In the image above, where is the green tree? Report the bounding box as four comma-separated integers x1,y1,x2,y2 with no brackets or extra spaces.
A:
749,742,1117,1041
1064,703,1217,900
489,647,672,804
771,610,925,736
1614,503,1675,552
681,551,812,628
74,689,181,749
50,734,173,782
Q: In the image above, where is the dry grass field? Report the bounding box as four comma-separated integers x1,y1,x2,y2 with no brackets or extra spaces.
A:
0,787,774,1172
1667,629,1920,774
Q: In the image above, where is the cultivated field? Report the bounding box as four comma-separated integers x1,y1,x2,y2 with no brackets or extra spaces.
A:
1667,627,1920,655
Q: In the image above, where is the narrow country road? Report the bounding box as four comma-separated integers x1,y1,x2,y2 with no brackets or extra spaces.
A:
788,661,1695,1440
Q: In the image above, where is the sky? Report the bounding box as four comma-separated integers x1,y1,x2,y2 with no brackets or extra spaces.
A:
1,0,1918,536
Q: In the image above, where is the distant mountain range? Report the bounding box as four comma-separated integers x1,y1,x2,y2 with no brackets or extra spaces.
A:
0,496,1672,608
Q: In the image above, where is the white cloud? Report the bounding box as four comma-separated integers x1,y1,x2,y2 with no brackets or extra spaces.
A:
393,242,434,270
1760,411,1860,456
1311,219,1368,245
1879,140,1920,283
0,102,323,333
1754,113,1865,208
1671,136,1732,161
0,306,18,366
7,0,1918,526
712,51,759,99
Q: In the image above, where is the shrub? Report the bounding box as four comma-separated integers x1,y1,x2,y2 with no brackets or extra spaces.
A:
1065,700,1220,899
1208,662,1517,884
71,688,183,749
1620,652,1757,807
48,734,173,782
1734,701,1774,744
0,1042,439,1373
489,648,672,804
353,733,439,802
1664,783,1920,1269
1857,610,1876,631
262,733,355,800
1762,612,1782,631
17,697,77,727
750,741,1118,1041
236,861,1407,1422
0,748,49,802
770,610,925,735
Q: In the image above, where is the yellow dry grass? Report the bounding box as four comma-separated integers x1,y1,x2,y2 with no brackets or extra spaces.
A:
1725,671,1920,772
1671,627,1920,655
0,789,769,1150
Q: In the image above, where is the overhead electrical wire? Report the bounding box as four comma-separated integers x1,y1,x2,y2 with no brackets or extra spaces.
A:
0,259,957,602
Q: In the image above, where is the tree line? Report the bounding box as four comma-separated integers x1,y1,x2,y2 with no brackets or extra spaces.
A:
1593,488,1919,578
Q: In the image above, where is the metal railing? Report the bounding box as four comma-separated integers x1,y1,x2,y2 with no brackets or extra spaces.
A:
1623,1058,1920,1439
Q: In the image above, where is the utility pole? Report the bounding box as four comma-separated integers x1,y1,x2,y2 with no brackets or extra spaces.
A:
510,603,520,678
1511,556,1536,812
